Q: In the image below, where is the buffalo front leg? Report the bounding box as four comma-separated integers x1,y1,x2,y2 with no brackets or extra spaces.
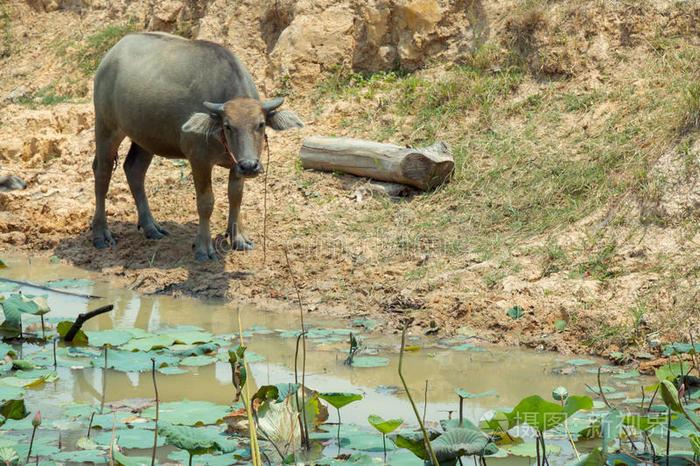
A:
123,142,169,240
92,124,124,248
227,172,255,251
191,161,217,261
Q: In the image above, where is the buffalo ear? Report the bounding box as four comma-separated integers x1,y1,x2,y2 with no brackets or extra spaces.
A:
266,109,304,131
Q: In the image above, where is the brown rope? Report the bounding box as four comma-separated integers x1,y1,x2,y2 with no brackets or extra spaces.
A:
262,133,270,264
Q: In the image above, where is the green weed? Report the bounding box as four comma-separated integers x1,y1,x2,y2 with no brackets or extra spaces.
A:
0,0,10,58
77,18,138,75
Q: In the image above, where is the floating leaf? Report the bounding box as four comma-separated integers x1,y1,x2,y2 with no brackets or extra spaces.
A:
172,342,219,356
566,358,596,366
613,370,640,379
342,431,396,452
50,449,108,463
508,442,561,457
455,389,499,399
113,449,154,466
368,415,403,435
121,334,176,352
143,400,229,426
44,278,94,289
0,282,19,292
158,366,188,375
94,428,165,449
159,423,237,454
84,329,133,347
452,344,475,351
0,386,23,402
180,355,216,367
351,356,389,368
91,348,179,373
586,385,616,394
76,436,99,450
162,330,214,346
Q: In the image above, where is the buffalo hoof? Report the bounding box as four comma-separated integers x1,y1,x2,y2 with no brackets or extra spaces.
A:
93,229,116,249
195,251,218,261
141,222,170,240
232,238,255,251
227,231,256,251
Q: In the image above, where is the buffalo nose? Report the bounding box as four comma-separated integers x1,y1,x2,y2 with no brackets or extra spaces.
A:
238,160,261,175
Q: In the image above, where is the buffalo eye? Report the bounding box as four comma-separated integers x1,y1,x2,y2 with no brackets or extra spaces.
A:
257,121,265,131
224,123,232,130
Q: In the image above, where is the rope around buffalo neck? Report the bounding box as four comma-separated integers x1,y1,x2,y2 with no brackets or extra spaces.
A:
262,132,270,264
220,129,238,165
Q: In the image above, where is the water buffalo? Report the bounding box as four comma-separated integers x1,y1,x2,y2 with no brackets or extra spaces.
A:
91,32,303,260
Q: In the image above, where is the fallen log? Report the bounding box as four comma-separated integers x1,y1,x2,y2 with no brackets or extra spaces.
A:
299,137,454,190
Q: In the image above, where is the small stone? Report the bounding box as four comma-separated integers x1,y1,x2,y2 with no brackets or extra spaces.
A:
2,85,29,103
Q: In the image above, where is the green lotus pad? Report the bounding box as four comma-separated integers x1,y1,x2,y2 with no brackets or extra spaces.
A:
142,400,230,426
350,357,389,368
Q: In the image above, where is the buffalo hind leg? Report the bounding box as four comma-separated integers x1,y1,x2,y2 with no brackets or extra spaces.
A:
124,142,169,240
92,124,124,248
191,160,217,261
226,172,255,251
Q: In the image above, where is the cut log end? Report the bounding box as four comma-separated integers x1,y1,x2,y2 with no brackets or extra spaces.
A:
299,137,454,190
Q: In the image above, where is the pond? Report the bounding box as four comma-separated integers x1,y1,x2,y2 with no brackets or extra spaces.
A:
0,255,696,465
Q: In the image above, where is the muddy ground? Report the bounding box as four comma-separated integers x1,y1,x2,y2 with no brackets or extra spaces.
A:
0,0,698,370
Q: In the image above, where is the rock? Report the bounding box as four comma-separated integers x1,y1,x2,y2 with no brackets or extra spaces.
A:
0,138,24,161
269,4,355,81
263,0,491,85
149,0,185,31
2,86,29,104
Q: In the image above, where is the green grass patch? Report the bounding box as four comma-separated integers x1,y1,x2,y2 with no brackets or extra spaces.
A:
311,36,699,258
0,0,11,58
77,18,138,75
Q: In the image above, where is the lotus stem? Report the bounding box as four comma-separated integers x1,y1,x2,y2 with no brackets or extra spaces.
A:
336,407,342,457
382,434,387,464
26,425,37,463
238,309,262,466
399,323,438,465
284,247,309,448
109,409,116,466
150,357,159,466
100,345,108,414
87,412,95,438
558,399,579,460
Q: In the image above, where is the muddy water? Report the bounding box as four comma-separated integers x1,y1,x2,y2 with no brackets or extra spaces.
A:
1,255,645,463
